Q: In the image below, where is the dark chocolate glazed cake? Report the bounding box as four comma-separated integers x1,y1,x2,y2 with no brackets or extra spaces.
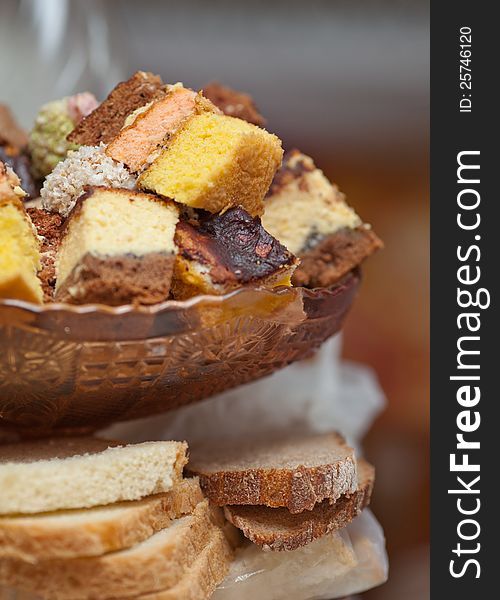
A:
172,207,298,298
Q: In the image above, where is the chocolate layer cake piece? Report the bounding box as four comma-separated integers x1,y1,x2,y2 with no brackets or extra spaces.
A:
0,104,38,198
138,113,282,216
0,162,43,303
55,187,179,305
172,207,298,299
262,150,382,288
26,208,63,302
203,82,266,126
106,84,219,173
67,71,165,146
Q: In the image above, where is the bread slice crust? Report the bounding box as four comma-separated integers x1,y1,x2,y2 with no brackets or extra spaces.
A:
186,432,358,514
0,501,222,600
118,527,234,600
224,460,374,551
0,479,203,561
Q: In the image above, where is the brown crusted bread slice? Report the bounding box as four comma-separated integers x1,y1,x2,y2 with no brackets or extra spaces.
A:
67,71,165,146
0,437,187,515
0,478,203,561
0,501,221,600
224,460,374,551
117,527,234,600
186,433,358,514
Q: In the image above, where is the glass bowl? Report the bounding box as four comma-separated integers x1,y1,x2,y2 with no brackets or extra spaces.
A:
0,271,360,435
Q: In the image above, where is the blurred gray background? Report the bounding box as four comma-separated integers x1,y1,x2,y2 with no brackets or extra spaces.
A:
1,0,428,153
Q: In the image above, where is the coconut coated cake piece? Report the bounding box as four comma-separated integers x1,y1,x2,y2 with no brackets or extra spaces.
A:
138,112,283,216
28,92,99,178
171,206,298,299
41,144,137,218
55,187,179,305
262,150,383,287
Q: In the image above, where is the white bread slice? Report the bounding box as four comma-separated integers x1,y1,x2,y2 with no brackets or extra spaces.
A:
0,527,234,600
0,500,223,599
187,432,358,513
0,437,187,515
0,478,203,561
118,526,233,600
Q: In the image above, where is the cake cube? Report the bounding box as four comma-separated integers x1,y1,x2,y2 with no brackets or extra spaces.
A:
202,82,266,126
138,113,283,216
171,206,298,299
67,71,165,146
55,187,179,305
106,85,219,173
262,150,382,288
0,162,43,303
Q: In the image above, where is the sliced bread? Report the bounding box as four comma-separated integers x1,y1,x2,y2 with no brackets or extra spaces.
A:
0,478,203,561
186,432,358,513
120,527,234,600
0,437,187,515
224,460,374,551
0,500,221,600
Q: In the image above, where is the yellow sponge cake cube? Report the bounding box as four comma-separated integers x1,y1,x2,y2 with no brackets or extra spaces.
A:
0,162,43,303
0,238,43,303
138,112,283,216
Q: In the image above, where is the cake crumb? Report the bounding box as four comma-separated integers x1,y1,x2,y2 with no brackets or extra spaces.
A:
27,208,63,302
